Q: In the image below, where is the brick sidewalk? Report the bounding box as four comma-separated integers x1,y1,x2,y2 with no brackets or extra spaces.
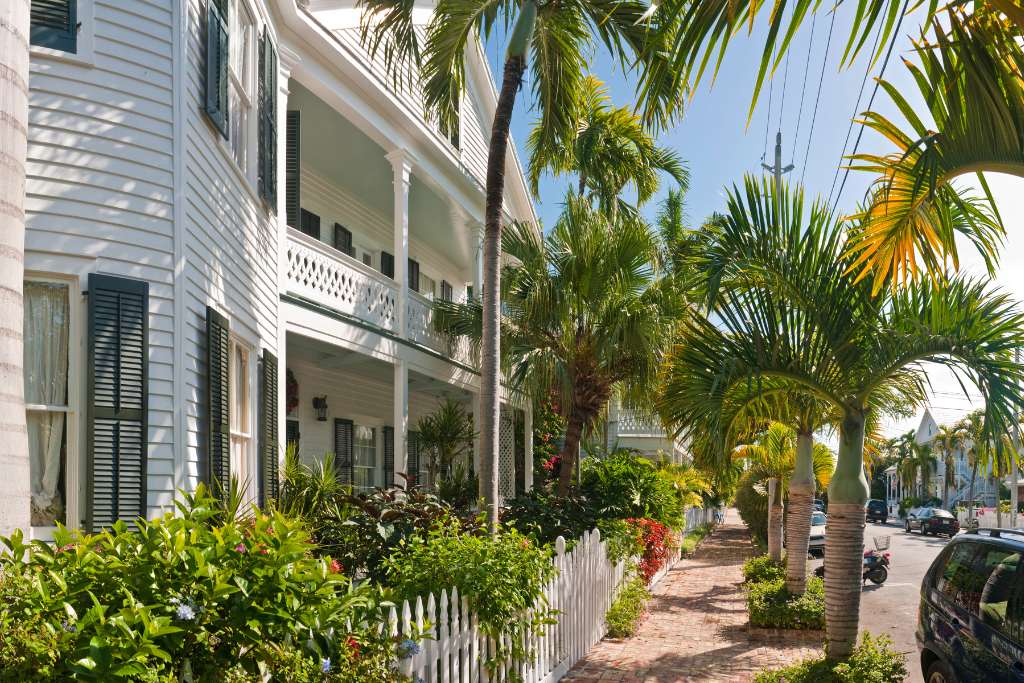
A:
562,509,823,682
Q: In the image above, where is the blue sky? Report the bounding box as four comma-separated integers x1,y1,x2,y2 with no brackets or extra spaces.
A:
483,9,1024,438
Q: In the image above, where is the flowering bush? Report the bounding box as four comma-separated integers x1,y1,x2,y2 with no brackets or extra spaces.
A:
581,451,684,529
533,401,566,485
0,489,404,682
627,518,675,584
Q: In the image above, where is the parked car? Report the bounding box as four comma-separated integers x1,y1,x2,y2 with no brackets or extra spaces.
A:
808,511,827,556
866,499,888,523
906,507,960,537
917,528,1024,682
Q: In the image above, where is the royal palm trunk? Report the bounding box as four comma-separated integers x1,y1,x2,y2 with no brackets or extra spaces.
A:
824,411,870,659
785,431,816,594
0,0,30,536
767,478,783,563
478,4,535,534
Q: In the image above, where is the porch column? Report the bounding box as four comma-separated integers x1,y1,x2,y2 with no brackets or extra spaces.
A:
387,149,414,337
393,360,408,487
524,402,533,492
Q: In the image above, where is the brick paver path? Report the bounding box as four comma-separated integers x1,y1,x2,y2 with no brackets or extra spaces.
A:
563,509,824,682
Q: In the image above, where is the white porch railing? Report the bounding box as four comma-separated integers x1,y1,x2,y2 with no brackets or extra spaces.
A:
384,506,719,682
407,291,473,366
285,229,399,332
616,409,665,437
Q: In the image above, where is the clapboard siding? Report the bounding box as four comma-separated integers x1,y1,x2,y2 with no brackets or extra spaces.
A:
300,167,472,300
181,0,280,493
25,0,177,520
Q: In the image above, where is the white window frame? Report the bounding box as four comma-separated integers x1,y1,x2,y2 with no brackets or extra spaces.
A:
353,424,378,492
25,274,82,541
29,0,96,67
227,0,257,184
229,334,258,503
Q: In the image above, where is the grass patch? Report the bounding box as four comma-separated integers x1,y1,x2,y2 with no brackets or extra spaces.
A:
747,576,825,630
605,571,651,638
742,554,785,584
754,632,907,682
680,523,713,555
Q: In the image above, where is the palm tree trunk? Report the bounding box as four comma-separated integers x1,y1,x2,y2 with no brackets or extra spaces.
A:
556,413,585,497
479,5,533,533
0,0,30,537
824,411,871,660
786,431,816,594
767,478,783,563
968,462,978,519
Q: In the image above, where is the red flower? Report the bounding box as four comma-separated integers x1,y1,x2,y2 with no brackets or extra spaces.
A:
346,635,361,657
330,558,343,574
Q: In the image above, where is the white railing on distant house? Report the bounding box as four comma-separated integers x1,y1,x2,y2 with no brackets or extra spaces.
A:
383,506,720,682
285,228,399,332
616,409,666,437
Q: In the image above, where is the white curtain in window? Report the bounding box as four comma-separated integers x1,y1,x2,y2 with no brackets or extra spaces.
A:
24,283,69,523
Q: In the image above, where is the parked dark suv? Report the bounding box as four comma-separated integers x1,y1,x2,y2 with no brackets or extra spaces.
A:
917,529,1024,682
866,499,888,523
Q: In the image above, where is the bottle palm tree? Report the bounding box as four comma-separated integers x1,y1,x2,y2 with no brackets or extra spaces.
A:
657,176,1024,658
356,0,678,533
526,76,688,218
435,194,681,497
0,1,30,536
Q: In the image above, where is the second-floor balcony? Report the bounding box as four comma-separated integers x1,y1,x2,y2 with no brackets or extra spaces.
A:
617,408,667,437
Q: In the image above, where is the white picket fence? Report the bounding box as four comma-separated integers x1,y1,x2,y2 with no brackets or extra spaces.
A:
649,506,718,588
383,506,720,683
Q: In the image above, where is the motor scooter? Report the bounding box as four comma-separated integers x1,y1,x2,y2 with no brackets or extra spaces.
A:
814,536,890,585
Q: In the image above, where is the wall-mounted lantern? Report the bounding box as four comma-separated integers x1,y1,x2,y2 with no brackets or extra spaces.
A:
312,395,328,421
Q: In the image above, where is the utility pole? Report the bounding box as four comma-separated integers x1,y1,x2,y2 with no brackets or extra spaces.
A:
761,131,795,194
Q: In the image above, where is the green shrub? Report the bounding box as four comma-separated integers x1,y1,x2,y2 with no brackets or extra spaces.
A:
747,577,825,630
753,632,907,682
581,450,683,528
597,518,644,564
384,520,557,673
743,554,786,584
605,572,650,638
0,489,402,682
681,524,712,555
734,469,768,545
502,489,598,546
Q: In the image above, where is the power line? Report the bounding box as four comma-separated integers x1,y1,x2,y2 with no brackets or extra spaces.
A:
830,0,911,215
799,7,836,189
791,10,817,162
825,12,886,210
762,65,775,162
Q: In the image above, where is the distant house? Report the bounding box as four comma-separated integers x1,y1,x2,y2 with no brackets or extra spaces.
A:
605,401,689,464
883,409,999,516
15,0,537,539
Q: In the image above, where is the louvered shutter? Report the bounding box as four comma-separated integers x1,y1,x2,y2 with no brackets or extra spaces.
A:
285,420,300,449
299,209,320,240
259,349,279,507
407,430,420,488
383,426,395,488
206,307,231,495
286,111,301,228
204,0,229,139
380,251,395,279
441,280,453,302
86,274,148,531
466,285,473,302
30,0,77,52
334,418,354,486
333,224,354,257
257,28,278,208
408,259,420,293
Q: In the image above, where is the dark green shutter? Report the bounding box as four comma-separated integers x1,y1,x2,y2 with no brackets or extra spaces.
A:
514,410,526,496
383,426,395,488
380,251,395,279
205,0,229,138
86,274,148,531
259,349,279,507
407,430,420,488
334,418,354,486
466,285,473,301
299,209,320,240
258,28,278,207
206,306,231,494
408,259,420,293
333,224,354,257
286,111,301,228
286,419,300,449
441,280,453,302
30,0,77,52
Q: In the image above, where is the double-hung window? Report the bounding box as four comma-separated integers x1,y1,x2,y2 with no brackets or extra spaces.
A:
353,426,377,491
228,1,255,180
229,336,256,501
24,279,77,533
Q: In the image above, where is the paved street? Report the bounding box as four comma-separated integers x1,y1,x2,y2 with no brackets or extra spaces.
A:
811,519,951,683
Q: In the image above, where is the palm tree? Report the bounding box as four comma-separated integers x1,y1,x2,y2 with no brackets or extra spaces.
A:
435,195,681,497
526,76,688,217
0,1,30,536
357,0,677,534
936,424,966,508
900,441,938,499
733,422,833,566
657,176,1024,658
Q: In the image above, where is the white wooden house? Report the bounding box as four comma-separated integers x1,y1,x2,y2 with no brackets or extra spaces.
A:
16,0,536,539
605,400,689,464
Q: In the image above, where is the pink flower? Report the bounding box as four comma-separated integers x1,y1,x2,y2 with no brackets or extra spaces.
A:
330,559,343,574
56,543,75,553
234,543,247,553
